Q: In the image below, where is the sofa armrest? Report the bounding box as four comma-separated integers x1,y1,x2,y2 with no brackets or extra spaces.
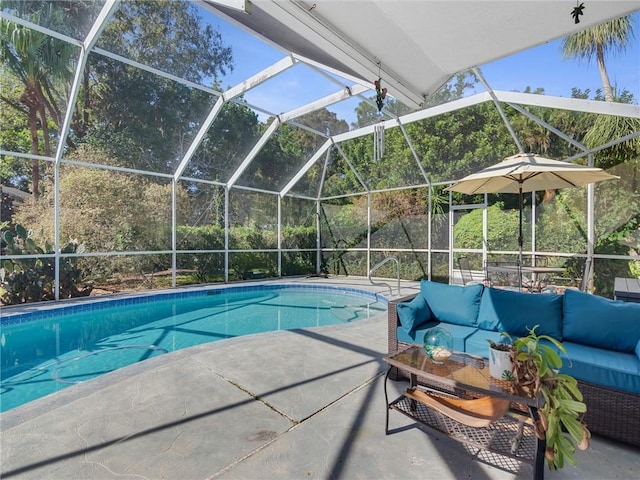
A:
388,293,419,355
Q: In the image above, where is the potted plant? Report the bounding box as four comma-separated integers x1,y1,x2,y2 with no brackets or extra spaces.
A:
508,326,590,471
487,336,514,381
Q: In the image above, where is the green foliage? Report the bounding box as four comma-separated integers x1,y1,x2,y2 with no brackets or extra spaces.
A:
176,224,316,281
0,187,16,225
78,0,233,172
13,150,191,280
177,224,224,282
0,223,92,304
453,203,520,252
510,326,590,471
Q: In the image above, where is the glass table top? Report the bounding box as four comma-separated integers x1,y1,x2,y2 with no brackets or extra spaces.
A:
384,346,540,407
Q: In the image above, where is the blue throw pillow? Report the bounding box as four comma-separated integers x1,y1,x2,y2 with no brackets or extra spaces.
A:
397,294,432,333
563,288,640,353
420,280,483,327
477,287,563,339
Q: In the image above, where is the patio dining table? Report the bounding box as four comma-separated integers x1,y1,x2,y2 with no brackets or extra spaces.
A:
485,264,566,292
485,265,566,275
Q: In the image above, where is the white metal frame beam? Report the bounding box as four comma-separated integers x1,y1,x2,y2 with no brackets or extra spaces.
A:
280,139,332,197
52,0,122,300
506,103,588,153
279,83,369,123
227,117,281,188
473,67,524,153
228,81,367,189
255,0,425,109
174,56,297,180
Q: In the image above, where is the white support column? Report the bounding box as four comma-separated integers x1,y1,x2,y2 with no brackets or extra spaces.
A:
53,163,61,300
317,148,332,200
586,154,596,291
482,193,488,268
171,179,177,287
367,194,372,275
52,0,121,300
427,186,432,281
316,201,322,274
277,195,282,277
224,187,230,283
448,190,454,282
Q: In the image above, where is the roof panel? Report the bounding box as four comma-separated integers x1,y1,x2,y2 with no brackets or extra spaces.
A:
203,0,639,109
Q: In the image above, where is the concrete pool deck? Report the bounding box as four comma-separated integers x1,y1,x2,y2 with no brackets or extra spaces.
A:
1,277,638,479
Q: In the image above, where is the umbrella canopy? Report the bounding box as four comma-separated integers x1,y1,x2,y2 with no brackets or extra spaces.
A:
444,153,619,195
444,153,619,260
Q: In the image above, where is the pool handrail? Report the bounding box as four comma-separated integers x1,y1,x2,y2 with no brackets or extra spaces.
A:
369,257,401,296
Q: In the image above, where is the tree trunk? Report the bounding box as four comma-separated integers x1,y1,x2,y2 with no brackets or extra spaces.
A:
596,44,614,102
20,80,42,200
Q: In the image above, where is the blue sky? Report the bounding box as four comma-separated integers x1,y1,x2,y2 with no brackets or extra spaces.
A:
479,13,640,99
206,9,640,126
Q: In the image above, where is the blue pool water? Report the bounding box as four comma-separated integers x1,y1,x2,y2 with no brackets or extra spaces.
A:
0,285,386,412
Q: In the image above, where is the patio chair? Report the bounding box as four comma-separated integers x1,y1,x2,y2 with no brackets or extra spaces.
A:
485,260,522,291
520,258,547,293
458,256,483,285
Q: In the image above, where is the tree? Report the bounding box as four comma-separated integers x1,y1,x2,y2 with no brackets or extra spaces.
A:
1,9,76,198
562,15,634,102
79,0,233,173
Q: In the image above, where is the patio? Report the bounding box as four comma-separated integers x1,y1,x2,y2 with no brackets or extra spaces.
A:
1,278,638,479
1,3,639,477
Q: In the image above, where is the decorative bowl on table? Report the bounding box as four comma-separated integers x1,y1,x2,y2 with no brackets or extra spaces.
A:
423,326,453,364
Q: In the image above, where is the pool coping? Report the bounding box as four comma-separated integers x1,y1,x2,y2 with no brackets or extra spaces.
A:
0,277,390,325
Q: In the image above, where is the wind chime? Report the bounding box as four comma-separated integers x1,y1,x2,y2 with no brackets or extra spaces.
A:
373,75,387,162
373,121,385,162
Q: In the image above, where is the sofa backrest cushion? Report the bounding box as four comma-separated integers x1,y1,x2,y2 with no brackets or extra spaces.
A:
397,294,432,333
420,280,483,327
477,287,563,339
563,288,640,353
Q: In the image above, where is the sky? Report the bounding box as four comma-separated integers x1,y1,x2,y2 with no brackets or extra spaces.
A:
204,8,640,126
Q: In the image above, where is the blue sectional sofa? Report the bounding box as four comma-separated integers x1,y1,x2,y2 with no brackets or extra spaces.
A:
387,280,640,447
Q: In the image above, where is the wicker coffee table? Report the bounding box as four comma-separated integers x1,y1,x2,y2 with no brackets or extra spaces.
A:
384,346,545,480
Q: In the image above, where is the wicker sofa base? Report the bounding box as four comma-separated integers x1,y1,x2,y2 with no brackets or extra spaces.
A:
387,295,640,448
579,381,640,447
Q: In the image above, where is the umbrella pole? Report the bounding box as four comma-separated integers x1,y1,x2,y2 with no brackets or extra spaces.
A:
518,183,523,266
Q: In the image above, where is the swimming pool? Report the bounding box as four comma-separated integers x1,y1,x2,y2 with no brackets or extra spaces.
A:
0,284,387,412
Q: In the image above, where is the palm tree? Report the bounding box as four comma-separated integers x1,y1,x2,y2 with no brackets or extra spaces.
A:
562,14,638,293
0,13,74,199
562,15,634,102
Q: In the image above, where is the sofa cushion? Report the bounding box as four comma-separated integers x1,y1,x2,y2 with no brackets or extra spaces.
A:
397,321,478,353
465,330,509,358
420,280,483,327
563,288,640,353
476,287,563,339
397,294,432,333
561,342,640,394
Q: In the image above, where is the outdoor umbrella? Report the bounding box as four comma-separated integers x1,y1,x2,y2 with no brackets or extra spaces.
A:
444,153,619,260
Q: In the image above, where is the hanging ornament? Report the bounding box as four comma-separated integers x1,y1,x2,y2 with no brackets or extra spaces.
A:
374,122,385,162
374,77,387,113
571,2,585,24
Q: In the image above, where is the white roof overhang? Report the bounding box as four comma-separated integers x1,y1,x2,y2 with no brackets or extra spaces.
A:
203,1,640,109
